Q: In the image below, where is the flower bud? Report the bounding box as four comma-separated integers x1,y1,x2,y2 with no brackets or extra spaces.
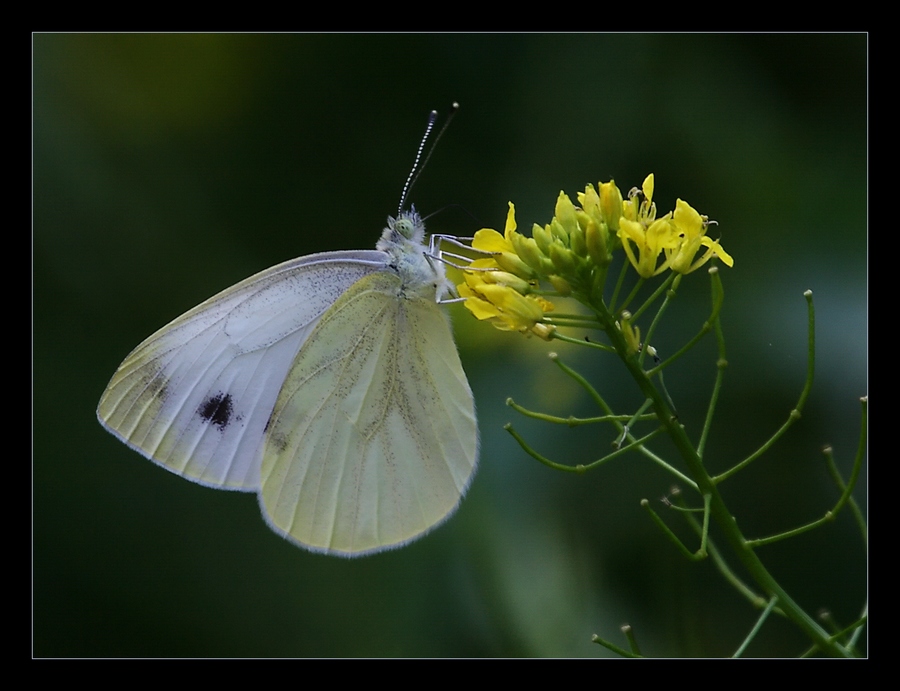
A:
569,222,586,258
550,218,570,244
584,218,610,266
495,252,537,280
510,233,549,275
599,180,624,231
549,240,578,276
482,269,531,294
553,192,579,241
532,223,552,256
548,274,573,296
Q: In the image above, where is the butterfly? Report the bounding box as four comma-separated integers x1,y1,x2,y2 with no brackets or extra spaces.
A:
97,207,478,557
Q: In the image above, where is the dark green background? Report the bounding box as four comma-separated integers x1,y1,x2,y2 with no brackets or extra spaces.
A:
34,34,867,657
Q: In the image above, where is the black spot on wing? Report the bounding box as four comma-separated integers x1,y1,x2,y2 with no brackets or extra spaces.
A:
149,374,169,405
198,392,234,430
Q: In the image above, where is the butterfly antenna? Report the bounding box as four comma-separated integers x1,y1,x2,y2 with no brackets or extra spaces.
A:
398,102,460,216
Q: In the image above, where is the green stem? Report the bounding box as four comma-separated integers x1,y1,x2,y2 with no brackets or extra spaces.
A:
645,269,723,378
505,423,664,473
713,291,816,483
609,261,634,313
676,494,776,612
596,289,851,657
591,633,642,658
636,273,679,368
507,397,653,426
732,596,779,658
847,604,867,649
825,432,868,552
697,271,727,459
622,625,642,656
548,331,614,352
749,406,868,548
618,276,646,315
641,498,706,560
632,272,676,325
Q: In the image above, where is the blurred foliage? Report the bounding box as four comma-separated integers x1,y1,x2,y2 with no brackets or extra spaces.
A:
34,34,866,657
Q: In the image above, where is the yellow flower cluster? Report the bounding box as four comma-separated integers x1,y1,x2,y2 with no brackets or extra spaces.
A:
458,204,557,339
459,175,733,333
618,174,733,278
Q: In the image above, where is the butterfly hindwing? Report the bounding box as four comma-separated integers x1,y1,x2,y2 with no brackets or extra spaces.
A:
259,270,478,555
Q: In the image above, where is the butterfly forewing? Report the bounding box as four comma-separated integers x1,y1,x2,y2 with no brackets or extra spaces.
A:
97,250,388,490
260,271,478,556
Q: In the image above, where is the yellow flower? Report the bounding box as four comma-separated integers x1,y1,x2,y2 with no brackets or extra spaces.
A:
471,204,536,280
457,176,733,342
623,174,657,225
666,199,734,274
618,215,677,278
616,174,680,277
460,264,555,338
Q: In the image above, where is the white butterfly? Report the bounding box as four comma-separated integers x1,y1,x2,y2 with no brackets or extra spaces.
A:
97,209,478,557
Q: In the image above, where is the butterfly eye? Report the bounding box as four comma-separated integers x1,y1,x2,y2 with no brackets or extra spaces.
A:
395,218,415,239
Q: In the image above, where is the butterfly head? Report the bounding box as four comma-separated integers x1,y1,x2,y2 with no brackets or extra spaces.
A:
379,207,426,251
